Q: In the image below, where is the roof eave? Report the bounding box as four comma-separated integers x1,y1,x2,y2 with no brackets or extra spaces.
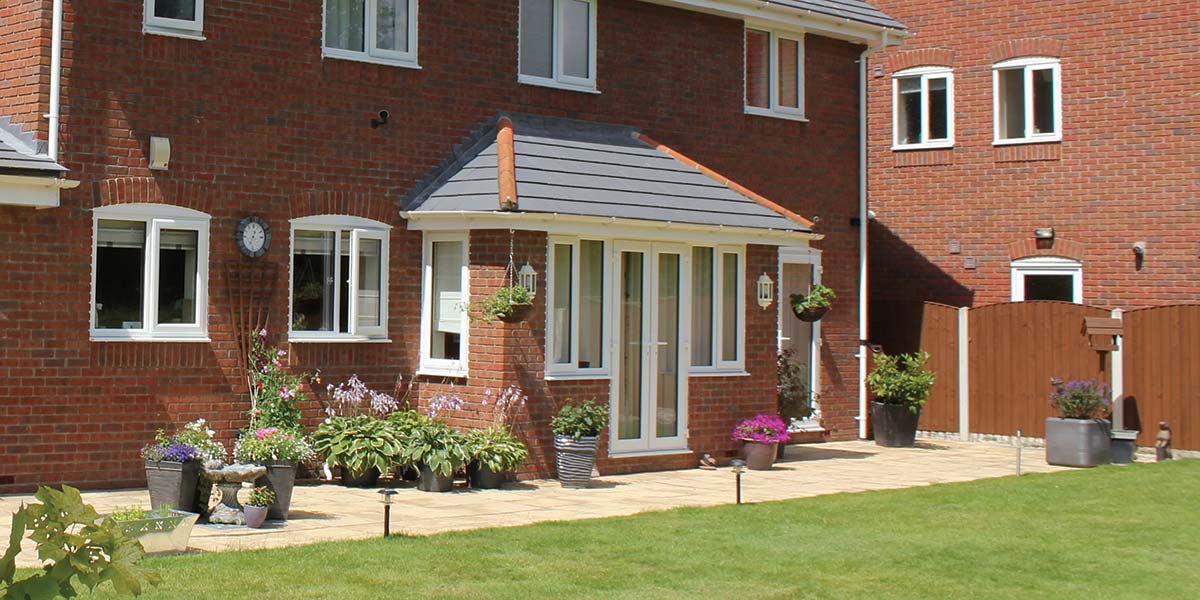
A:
638,0,911,44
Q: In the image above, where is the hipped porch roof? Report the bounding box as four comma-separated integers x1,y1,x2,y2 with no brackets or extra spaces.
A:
401,113,814,237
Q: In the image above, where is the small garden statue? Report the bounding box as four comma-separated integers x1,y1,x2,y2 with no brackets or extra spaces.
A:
1156,421,1172,462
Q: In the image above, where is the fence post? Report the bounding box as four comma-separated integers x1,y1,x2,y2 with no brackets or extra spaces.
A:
1111,308,1124,431
958,306,970,441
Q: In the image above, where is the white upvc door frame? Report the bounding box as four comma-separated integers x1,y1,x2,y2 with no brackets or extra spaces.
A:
778,246,822,426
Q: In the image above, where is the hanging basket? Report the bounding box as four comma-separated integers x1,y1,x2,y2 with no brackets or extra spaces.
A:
793,305,829,322
497,302,534,324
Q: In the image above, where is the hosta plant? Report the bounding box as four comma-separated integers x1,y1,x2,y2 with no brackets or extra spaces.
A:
399,419,471,477
731,414,792,445
312,415,403,477
466,427,529,473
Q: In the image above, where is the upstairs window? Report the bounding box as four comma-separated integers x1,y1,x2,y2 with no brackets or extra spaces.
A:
324,0,419,68
547,237,608,376
290,216,390,341
91,204,210,341
994,57,1061,144
892,66,954,149
144,0,204,38
519,0,597,92
690,246,744,372
744,28,805,121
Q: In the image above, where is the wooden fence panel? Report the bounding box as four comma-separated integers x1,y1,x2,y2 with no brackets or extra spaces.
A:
1122,305,1200,451
869,301,959,433
968,302,1111,438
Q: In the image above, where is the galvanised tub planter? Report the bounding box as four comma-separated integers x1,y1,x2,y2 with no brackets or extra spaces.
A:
1045,418,1112,467
554,435,599,489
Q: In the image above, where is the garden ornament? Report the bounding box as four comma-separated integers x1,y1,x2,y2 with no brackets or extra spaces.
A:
1155,421,1172,462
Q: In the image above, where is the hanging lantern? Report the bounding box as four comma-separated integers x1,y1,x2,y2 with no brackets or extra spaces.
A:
518,262,538,296
756,273,774,309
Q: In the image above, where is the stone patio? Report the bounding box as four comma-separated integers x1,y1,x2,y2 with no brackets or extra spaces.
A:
1,440,1066,567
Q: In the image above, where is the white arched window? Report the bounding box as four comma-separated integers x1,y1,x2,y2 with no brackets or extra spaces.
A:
993,56,1062,144
892,66,954,149
1011,256,1081,303
290,215,391,341
91,203,211,341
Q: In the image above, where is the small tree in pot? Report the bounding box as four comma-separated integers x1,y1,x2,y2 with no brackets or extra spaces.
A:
1045,378,1112,467
551,400,609,488
866,352,936,447
732,414,792,470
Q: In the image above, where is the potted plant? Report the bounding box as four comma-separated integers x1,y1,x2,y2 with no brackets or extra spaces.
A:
399,419,470,492
475,285,534,324
110,505,200,554
465,427,529,489
866,352,936,447
731,414,792,470
387,409,425,481
312,415,403,487
1045,378,1113,467
141,418,227,513
242,487,275,529
550,399,609,488
246,329,308,432
233,427,315,520
789,284,835,322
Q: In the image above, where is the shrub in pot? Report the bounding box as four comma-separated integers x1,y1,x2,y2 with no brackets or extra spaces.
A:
473,285,534,324
313,415,403,487
789,284,835,322
242,486,275,529
465,426,529,489
550,400,609,488
141,418,227,513
866,352,936,448
234,427,315,520
1045,378,1113,467
732,414,791,470
399,419,470,493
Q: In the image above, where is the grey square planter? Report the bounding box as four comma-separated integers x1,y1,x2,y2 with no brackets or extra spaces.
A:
1045,418,1112,467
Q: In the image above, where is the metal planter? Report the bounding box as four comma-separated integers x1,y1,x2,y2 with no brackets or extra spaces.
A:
253,462,297,520
554,435,599,489
871,401,921,448
1045,417,1112,467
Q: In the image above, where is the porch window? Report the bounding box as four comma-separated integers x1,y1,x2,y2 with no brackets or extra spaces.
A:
993,57,1061,144
744,28,805,121
893,66,954,149
91,204,210,341
519,0,597,92
547,237,607,376
144,0,204,38
420,233,470,376
324,0,419,68
691,246,744,371
1011,256,1081,303
290,216,390,341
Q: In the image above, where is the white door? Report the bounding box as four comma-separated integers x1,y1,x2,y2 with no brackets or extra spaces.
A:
778,247,822,423
611,242,690,453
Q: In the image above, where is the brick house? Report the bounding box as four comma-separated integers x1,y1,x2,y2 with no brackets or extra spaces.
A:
866,0,1198,311
0,0,906,492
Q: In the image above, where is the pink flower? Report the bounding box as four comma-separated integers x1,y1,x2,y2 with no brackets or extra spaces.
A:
279,387,293,400
255,427,280,440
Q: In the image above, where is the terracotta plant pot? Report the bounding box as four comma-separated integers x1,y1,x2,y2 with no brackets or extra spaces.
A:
467,462,508,489
793,305,829,322
253,462,297,520
243,505,268,529
742,441,779,470
145,460,201,513
871,401,921,447
498,303,534,323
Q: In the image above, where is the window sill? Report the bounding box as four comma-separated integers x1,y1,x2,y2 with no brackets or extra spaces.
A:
322,50,421,70
892,141,955,151
608,448,692,459
142,26,206,42
518,75,600,95
544,372,611,382
688,369,751,378
91,334,211,343
288,336,392,344
992,136,1061,146
415,367,468,379
743,106,808,123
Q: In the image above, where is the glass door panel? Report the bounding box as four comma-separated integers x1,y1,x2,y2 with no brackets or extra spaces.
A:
655,253,680,438
618,250,645,441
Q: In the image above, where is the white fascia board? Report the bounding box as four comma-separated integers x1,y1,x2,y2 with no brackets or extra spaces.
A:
401,210,823,246
637,0,910,43
0,175,80,209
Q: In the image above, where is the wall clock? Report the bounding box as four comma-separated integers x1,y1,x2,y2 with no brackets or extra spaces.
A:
236,216,271,258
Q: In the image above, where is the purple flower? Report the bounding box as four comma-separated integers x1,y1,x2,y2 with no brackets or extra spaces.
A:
731,414,792,444
163,443,199,463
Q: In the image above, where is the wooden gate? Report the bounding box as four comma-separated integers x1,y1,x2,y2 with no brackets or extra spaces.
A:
1122,305,1200,451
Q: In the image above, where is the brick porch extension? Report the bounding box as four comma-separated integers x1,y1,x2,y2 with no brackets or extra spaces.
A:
1,441,1067,567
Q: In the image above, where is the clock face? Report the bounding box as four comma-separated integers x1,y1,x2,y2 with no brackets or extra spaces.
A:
236,217,271,258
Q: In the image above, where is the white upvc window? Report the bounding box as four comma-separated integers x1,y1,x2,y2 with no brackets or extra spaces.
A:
90,204,210,341
518,0,598,93
546,237,610,378
993,57,1062,145
690,245,745,373
892,66,954,149
324,0,420,68
1011,256,1082,304
744,27,805,121
144,0,205,40
289,216,391,342
419,232,470,377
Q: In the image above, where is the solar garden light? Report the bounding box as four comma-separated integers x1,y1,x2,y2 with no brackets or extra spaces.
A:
730,459,747,505
377,489,397,537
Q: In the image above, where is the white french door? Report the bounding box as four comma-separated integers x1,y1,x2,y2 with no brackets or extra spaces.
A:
611,242,690,453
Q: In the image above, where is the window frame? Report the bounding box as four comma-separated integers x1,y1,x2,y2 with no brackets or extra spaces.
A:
322,0,420,69
545,236,612,379
1010,256,1082,304
90,203,211,342
517,0,599,94
287,215,392,343
690,244,746,374
743,26,806,122
891,66,955,150
992,56,1062,145
143,0,205,39
419,232,471,377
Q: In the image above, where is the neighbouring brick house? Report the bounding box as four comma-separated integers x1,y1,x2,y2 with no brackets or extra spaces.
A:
866,0,1198,311
0,0,906,493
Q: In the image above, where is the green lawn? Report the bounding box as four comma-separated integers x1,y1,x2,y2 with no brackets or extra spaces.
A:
77,461,1198,599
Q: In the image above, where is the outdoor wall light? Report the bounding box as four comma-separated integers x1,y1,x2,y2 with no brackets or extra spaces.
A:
756,273,774,309
518,262,538,296
378,489,397,537
1034,227,1055,240
730,459,747,505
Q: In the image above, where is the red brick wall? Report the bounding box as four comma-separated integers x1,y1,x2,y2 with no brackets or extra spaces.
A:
867,0,1199,310
0,0,49,137
0,0,866,492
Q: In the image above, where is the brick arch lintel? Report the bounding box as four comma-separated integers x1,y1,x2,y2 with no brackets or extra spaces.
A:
990,37,1064,63
1008,238,1084,262
93,176,212,214
289,190,397,225
889,48,955,73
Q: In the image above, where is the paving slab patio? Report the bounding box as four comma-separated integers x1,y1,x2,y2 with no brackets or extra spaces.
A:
1,440,1067,567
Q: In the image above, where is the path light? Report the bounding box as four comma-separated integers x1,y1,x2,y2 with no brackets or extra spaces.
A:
730,459,747,505
518,262,538,296
756,273,774,309
378,489,397,537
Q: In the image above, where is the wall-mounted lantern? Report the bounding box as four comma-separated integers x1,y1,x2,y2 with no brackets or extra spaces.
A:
518,262,538,296
756,273,774,309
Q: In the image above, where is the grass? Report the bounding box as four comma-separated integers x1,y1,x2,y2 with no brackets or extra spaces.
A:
70,460,1200,599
